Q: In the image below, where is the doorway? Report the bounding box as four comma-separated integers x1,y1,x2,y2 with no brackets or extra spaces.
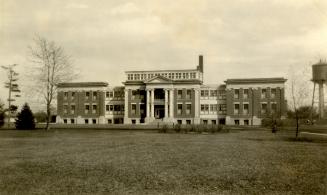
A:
154,105,165,119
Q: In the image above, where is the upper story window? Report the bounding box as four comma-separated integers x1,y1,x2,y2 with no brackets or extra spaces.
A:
63,105,68,114
243,89,249,99
186,104,191,115
92,104,97,114
85,92,90,100
191,72,196,79
177,90,183,99
271,88,276,99
261,88,267,99
85,104,90,114
177,104,183,115
71,92,75,100
234,89,239,99
64,92,68,100
218,90,226,99
234,103,239,114
93,92,97,100
186,90,192,99
135,74,140,80
271,103,277,114
243,103,249,115
132,90,137,100
261,103,267,114
71,105,75,114
210,90,217,97
131,104,137,115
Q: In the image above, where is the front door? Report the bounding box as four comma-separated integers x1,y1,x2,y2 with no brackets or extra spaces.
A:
154,105,165,119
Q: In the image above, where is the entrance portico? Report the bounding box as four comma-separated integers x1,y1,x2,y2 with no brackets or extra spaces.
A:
144,77,175,123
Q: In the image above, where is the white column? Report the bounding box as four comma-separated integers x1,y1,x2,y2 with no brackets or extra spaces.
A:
146,89,150,118
164,89,168,118
124,89,129,123
151,89,155,118
194,88,200,124
169,89,174,118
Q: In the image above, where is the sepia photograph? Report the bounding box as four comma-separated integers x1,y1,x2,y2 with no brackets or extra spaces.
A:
0,0,326,194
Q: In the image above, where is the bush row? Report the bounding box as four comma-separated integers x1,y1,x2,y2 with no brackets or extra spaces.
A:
159,124,230,134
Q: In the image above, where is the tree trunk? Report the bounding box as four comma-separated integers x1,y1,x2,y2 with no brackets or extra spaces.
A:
295,116,299,138
45,103,51,130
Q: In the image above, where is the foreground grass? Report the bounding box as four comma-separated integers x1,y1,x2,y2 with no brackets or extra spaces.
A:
0,129,326,194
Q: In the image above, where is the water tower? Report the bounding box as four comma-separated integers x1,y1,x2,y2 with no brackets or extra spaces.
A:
312,60,327,119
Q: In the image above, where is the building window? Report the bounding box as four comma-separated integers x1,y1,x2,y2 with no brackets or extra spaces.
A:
210,104,217,114
85,92,90,100
177,104,183,115
234,120,240,125
219,104,227,114
243,89,249,99
200,104,209,114
132,90,137,100
71,105,75,114
234,103,240,114
177,120,182,125
243,104,249,115
140,104,145,115
186,90,192,99
212,120,216,125
271,103,277,114
131,104,137,115
71,119,75,124
71,92,75,100
92,105,97,114
106,105,109,112
63,119,67,124
203,120,208,125
121,105,125,112
244,120,249,125
85,119,89,124
234,89,239,99
261,103,267,114
110,105,114,112
210,90,217,97
271,88,276,99
186,120,191,125
132,119,136,124
93,92,97,100
92,119,96,124
177,90,183,99
64,92,68,100
85,105,90,114
63,105,68,114
218,90,226,99
186,104,191,115
261,89,267,99
108,119,112,124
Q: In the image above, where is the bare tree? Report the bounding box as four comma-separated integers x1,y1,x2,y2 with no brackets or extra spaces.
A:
287,65,312,138
28,36,76,130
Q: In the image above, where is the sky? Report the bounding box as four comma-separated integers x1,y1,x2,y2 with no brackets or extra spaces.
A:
1,0,327,111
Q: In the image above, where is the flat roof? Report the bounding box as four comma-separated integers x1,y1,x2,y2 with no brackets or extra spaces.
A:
125,69,199,73
225,77,287,84
57,82,108,88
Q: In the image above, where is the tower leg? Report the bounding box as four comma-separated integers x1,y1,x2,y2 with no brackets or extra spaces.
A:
319,82,324,119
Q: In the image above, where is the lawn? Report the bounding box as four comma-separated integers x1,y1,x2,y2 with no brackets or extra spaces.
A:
0,129,326,194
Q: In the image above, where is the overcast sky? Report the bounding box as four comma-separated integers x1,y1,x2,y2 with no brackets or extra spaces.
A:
1,0,327,111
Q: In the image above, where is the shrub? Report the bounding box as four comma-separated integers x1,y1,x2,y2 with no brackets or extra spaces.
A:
15,103,35,130
0,111,4,128
159,124,169,133
174,124,181,133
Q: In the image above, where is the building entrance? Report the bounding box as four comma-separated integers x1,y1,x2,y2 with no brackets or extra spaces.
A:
154,105,165,119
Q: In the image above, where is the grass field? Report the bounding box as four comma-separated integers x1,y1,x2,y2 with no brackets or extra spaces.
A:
0,129,326,194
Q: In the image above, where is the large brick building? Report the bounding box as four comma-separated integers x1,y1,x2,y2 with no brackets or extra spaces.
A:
56,56,287,125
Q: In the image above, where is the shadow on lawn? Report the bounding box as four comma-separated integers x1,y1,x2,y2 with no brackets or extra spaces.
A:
245,136,327,144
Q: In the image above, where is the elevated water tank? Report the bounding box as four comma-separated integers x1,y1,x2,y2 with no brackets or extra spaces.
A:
312,62,327,82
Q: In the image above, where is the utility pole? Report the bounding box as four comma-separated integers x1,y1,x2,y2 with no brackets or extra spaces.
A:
1,64,20,128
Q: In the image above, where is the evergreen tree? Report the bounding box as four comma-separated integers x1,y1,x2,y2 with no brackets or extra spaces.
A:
15,103,35,130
